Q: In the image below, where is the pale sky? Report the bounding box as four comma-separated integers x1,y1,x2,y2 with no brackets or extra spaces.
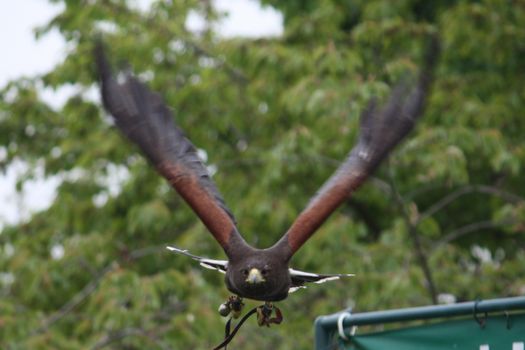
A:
0,0,282,229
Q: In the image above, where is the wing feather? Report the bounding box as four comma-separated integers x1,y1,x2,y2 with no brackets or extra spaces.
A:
289,268,354,288
95,42,242,251
166,246,228,273
274,37,440,257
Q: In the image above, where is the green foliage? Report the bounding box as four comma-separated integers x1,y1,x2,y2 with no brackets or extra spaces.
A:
1,0,524,348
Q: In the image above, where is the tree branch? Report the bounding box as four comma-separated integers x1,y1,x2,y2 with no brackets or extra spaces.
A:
91,306,176,350
32,263,117,336
435,219,516,248
102,0,248,85
418,185,525,224
31,244,169,336
345,198,382,240
388,170,438,304
91,328,148,350
91,324,173,350
183,39,248,85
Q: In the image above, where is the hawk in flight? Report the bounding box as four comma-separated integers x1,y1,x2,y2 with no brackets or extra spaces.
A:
95,38,438,318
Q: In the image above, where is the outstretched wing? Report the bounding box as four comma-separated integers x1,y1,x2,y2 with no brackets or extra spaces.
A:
95,42,243,254
167,246,227,273
290,268,354,285
274,38,440,258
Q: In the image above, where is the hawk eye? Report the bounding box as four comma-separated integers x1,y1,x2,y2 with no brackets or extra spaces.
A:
261,268,269,276
241,269,249,276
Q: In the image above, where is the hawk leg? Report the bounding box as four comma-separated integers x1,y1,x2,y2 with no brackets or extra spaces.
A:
256,302,283,327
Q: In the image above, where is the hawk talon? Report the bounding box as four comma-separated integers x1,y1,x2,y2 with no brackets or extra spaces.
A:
256,302,283,327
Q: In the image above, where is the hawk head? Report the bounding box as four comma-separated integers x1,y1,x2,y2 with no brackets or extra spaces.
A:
225,250,291,302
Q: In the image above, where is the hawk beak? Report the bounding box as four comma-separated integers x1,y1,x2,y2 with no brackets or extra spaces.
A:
246,268,265,284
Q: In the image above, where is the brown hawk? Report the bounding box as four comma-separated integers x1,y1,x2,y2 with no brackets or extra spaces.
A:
95,38,438,306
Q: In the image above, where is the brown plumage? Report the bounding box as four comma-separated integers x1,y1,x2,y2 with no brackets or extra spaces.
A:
95,37,439,302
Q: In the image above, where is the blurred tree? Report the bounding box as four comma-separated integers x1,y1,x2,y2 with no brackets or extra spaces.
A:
1,0,524,348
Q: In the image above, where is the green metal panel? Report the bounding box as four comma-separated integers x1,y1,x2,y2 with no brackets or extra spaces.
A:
343,313,525,350
315,296,525,350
